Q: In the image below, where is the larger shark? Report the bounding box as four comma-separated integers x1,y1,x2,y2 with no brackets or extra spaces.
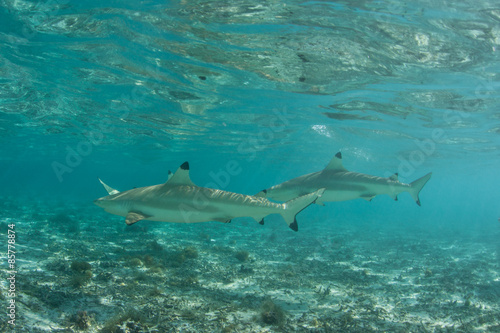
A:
255,152,432,206
94,162,324,231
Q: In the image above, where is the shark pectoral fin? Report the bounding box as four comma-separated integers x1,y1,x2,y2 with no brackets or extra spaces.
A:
125,211,151,225
314,197,325,206
361,194,375,201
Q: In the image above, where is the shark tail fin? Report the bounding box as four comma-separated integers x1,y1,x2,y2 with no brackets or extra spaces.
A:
280,188,325,232
409,172,432,206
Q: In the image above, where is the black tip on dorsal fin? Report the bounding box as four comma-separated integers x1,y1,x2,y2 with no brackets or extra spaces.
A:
325,152,347,172
259,219,264,225
180,162,189,170
389,173,399,181
262,189,267,194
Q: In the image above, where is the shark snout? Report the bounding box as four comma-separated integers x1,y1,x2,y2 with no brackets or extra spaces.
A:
93,198,105,207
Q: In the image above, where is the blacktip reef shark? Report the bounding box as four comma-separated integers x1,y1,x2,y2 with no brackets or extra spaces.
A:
255,152,432,206
94,162,325,231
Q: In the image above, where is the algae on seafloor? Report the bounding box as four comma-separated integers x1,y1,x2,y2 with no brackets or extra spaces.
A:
260,299,286,327
100,308,148,333
235,250,250,262
70,261,93,288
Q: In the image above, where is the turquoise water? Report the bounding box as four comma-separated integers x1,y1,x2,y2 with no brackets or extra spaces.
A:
1,0,500,331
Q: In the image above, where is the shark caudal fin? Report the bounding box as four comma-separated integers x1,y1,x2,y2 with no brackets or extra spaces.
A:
408,172,432,206
280,188,325,232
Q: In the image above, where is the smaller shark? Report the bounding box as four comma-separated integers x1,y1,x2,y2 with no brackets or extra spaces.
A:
94,162,325,231
255,152,432,206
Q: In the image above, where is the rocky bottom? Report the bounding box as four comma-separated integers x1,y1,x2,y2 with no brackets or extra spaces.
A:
1,200,499,332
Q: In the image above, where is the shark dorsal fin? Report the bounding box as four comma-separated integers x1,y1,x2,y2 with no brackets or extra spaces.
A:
389,173,399,181
324,152,348,172
99,178,120,195
164,162,195,186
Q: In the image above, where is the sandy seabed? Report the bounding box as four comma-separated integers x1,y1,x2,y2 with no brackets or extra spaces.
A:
1,199,499,333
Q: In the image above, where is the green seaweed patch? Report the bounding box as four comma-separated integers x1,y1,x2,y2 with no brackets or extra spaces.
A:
127,257,143,267
69,310,94,330
167,246,199,267
143,254,155,267
259,299,286,327
71,270,92,288
71,261,92,273
70,261,92,288
148,265,165,274
235,250,250,262
182,246,199,259
100,308,147,333
148,287,163,297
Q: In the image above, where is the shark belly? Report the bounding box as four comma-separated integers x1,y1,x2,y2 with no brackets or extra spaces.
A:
320,189,370,202
321,178,405,202
139,203,276,224
128,188,283,223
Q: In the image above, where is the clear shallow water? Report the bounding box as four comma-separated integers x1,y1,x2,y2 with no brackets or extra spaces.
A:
1,0,500,332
